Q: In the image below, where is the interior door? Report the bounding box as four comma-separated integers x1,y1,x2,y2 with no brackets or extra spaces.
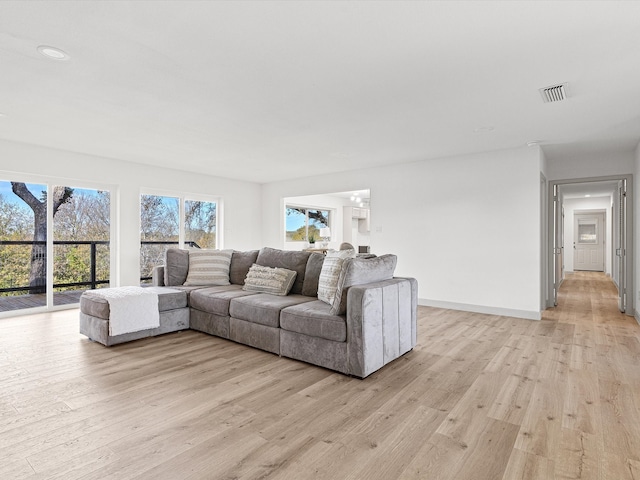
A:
573,213,604,271
616,179,627,312
553,184,564,306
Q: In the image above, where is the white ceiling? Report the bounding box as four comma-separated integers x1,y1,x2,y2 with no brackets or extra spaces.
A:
1,1,640,184
560,181,618,199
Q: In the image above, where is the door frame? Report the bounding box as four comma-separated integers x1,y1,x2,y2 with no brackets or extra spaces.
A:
546,174,634,315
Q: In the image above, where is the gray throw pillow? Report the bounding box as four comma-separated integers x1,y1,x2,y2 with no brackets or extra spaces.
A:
242,264,297,296
330,254,397,315
164,248,190,286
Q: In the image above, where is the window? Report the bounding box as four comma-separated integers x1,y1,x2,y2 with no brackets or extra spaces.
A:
140,193,218,283
578,223,597,244
285,206,330,242
185,200,217,249
0,180,112,313
140,194,179,284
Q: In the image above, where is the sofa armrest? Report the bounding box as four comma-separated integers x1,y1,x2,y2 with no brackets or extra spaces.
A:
152,266,165,286
346,277,418,378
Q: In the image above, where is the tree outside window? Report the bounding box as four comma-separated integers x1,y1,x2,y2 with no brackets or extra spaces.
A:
285,207,330,242
140,194,218,283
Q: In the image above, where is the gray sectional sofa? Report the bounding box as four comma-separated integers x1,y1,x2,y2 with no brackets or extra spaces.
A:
80,247,417,378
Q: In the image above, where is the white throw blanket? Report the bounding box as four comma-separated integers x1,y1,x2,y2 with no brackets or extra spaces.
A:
92,286,160,336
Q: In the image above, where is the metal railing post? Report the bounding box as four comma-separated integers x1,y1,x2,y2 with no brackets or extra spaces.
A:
90,242,97,290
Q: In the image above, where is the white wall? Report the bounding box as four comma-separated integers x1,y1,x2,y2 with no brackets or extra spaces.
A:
263,146,542,319
562,196,612,275
539,147,549,310
546,150,634,180
635,141,640,324
0,139,262,288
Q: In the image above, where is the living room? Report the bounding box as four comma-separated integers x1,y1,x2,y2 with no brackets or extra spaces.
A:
1,1,640,479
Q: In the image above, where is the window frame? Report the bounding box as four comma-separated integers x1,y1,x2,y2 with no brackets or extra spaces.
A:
0,175,116,316
139,190,221,283
284,204,332,243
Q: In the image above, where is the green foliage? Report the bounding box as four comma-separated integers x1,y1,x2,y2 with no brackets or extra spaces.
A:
0,187,113,297
285,206,328,242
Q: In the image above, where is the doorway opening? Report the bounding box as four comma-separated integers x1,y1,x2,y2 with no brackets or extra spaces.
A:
547,175,633,315
283,189,371,252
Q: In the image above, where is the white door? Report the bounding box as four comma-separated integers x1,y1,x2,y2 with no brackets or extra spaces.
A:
573,213,604,271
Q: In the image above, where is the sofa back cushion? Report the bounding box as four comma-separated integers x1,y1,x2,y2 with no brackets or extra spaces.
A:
183,249,233,286
301,253,325,296
164,248,190,286
230,250,259,285
256,247,311,295
330,254,397,315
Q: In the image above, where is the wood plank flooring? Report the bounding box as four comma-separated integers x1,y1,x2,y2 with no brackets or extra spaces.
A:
1,271,639,479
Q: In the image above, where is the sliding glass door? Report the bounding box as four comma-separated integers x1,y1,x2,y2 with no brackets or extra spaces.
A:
53,187,111,306
0,180,112,313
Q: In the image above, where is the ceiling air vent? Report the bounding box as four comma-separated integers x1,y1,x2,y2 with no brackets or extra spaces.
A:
539,83,568,103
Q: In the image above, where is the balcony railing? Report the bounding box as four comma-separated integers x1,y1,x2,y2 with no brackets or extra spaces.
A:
0,240,200,295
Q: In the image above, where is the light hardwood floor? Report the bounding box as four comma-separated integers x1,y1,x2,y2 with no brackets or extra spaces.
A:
1,271,639,479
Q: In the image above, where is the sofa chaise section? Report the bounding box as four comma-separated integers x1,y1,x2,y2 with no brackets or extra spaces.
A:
79,286,189,346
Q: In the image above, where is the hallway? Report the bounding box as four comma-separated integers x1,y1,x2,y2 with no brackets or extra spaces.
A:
544,271,635,327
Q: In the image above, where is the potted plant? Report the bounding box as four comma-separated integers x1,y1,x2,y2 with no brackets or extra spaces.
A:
308,232,316,248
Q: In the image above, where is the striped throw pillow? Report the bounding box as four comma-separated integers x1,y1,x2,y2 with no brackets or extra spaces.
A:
183,249,233,286
317,249,356,305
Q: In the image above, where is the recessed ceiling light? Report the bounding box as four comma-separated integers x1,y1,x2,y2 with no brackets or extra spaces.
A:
585,194,591,198
37,45,70,60
474,126,494,133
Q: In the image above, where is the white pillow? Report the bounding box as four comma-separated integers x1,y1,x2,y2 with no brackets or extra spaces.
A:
243,264,297,296
183,249,233,286
317,249,356,305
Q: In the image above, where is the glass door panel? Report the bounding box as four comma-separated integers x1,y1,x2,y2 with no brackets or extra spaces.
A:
53,187,111,306
0,180,48,312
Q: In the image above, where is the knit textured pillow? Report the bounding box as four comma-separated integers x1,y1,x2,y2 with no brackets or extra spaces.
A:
183,249,233,286
242,264,297,296
317,249,356,305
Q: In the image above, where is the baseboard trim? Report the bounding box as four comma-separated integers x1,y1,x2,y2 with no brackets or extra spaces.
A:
635,311,640,326
418,298,541,321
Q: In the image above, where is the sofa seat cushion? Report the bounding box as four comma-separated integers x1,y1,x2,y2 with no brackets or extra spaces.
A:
189,285,258,317
280,300,347,342
229,293,315,328
80,287,187,320
157,285,208,300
